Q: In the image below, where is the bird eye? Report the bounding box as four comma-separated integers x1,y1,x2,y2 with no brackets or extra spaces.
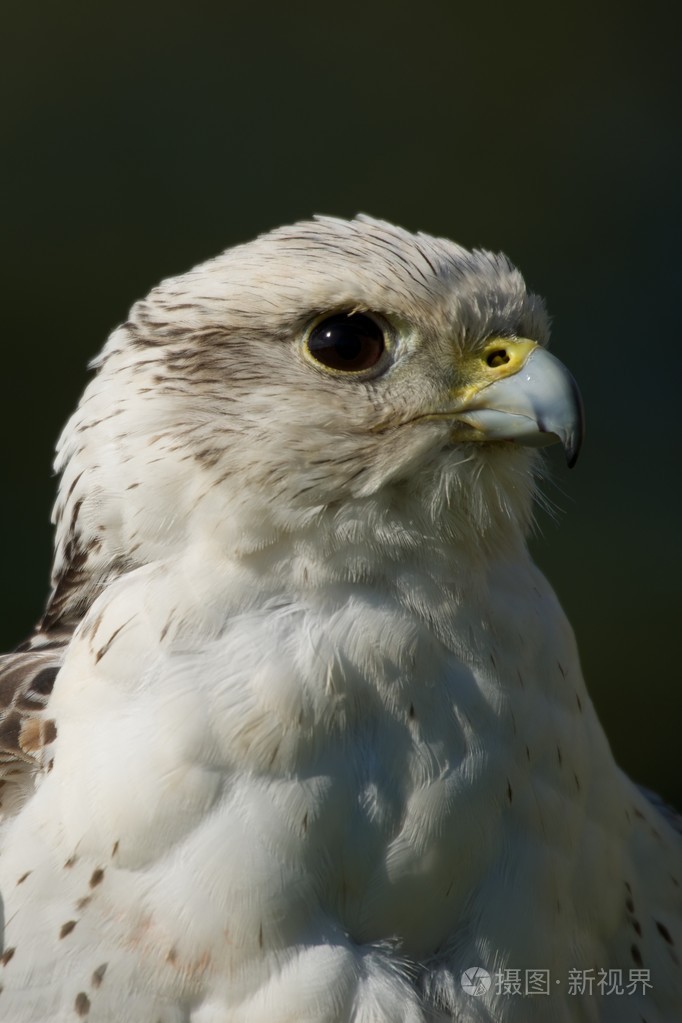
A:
306,313,386,373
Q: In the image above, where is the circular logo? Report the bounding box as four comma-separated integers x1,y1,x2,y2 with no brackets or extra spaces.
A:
461,967,492,996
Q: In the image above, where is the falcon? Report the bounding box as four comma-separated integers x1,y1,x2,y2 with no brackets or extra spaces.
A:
0,216,680,1022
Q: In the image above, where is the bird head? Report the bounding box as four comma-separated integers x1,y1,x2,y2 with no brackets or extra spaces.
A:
46,216,583,625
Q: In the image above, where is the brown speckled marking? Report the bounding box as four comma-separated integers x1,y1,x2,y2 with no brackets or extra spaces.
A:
166,947,178,965
60,920,77,939
94,618,134,664
64,854,78,868
0,948,15,966
89,868,105,888
17,717,42,754
75,991,90,1016
34,664,61,693
111,840,119,858
626,896,635,914
655,920,674,945
258,922,263,948
91,963,108,988
84,608,106,644
506,780,513,803
631,944,643,966
632,919,642,936
76,896,92,911
16,871,31,885
556,745,563,767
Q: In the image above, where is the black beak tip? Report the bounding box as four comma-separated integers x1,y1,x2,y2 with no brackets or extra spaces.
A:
565,442,580,469
564,375,585,469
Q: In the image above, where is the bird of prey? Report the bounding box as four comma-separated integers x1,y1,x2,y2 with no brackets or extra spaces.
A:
0,215,680,1022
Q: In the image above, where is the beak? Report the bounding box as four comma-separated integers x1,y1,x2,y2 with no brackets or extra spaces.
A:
451,340,585,467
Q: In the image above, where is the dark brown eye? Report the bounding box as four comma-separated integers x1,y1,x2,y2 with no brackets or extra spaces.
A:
306,313,386,373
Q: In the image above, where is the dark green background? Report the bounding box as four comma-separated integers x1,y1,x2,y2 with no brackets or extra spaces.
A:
2,2,680,801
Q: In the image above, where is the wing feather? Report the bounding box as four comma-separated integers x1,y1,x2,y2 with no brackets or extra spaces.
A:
0,630,71,815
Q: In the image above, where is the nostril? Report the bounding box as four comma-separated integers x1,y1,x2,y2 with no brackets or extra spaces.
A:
486,349,510,368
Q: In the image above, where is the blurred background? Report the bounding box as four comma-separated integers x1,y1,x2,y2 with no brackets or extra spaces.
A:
2,1,680,801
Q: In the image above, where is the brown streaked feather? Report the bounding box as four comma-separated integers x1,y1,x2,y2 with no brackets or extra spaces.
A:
0,629,71,807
